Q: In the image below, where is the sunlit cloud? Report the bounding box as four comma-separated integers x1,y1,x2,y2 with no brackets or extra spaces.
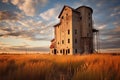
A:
2,0,48,16
97,24,107,30
110,11,120,17
40,8,57,21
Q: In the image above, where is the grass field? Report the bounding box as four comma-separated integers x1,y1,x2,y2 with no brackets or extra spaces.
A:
0,54,120,80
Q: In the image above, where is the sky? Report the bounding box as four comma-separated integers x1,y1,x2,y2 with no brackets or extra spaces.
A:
0,0,120,53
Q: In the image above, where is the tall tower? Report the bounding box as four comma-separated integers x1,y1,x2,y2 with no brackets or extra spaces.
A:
75,6,93,53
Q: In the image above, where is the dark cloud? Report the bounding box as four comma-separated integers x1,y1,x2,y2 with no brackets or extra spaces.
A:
10,46,49,52
0,27,13,32
0,11,18,20
100,26,120,49
0,24,53,41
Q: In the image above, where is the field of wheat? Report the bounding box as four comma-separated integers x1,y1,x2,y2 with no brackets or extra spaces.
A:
0,53,120,80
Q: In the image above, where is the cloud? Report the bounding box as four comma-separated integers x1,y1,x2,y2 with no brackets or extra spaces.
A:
110,11,120,17
40,4,62,21
95,24,107,30
40,8,56,21
100,25,120,49
9,0,48,16
0,18,54,41
0,46,49,52
1,0,9,3
94,24,108,31
0,11,18,20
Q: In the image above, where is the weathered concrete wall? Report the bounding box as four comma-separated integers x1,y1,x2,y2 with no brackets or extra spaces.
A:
56,6,73,55
76,7,93,53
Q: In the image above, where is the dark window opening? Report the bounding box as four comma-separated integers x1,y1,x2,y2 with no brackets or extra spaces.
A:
75,49,77,53
54,49,57,54
80,16,82,20
62,40,64,44
75,29,77,34
68,39,70,43
60,50,62,53
58,42,59,44
62,16,64,19
88,13,90,16
68,49,70,53
66,14,68,16
68,29,70,34
75,39,77,43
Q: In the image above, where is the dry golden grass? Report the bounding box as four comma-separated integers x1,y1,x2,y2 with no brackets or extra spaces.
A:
0,53,120,80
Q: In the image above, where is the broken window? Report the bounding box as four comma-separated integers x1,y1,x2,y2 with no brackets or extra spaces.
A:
68,29,70,34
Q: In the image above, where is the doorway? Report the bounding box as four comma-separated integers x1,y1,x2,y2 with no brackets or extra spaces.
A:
54,49,57,54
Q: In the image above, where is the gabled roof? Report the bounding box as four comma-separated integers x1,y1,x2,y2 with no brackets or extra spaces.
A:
58,5,72,18
58,5,79,18
58,5,93,18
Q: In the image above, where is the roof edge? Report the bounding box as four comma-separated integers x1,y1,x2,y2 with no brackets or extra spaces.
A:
58,5,73,18
76,6,93,13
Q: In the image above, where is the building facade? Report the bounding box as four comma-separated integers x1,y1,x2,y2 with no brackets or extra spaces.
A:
50,5,98,55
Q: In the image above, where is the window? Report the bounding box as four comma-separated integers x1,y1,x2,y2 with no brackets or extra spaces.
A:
68,39,70,43
62,16,64,19
75,39,77,43
62,40,64,44
88,13,90,16
80,16,82,20
68,49,70,53
68,29,70,34
58,42,59,45
75,49,77,53
60,50,62,53
75,29,77,34
66,14,68,16
88,13,91,19
89,23,90,27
